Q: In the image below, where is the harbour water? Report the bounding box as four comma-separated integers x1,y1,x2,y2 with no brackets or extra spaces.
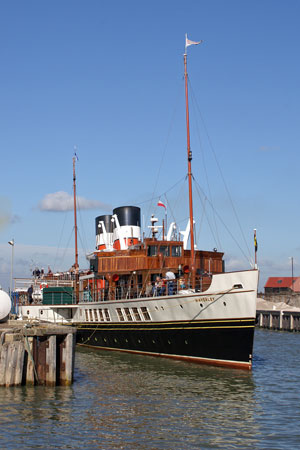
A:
0,329,299,449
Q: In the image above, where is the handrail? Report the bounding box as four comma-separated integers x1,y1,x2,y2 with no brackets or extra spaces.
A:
17,275,213,306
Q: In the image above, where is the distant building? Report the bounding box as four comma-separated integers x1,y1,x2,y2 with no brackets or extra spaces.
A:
264,277,300,295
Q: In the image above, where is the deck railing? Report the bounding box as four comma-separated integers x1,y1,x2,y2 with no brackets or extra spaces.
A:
15,276,212,306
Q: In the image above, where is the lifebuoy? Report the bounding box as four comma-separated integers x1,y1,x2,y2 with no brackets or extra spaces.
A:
40,284,48,289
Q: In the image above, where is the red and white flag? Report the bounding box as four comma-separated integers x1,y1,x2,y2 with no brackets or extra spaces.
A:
157,200,166,208
185,34,203,49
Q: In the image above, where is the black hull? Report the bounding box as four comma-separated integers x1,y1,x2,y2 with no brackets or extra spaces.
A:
76,318,255,370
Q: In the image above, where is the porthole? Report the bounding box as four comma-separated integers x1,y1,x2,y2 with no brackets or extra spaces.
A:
114,338,118,343
223,302,226,306
125,339,128,343
200,303,203,307
161,306,164,310
152,340,156,344
95,337,98,341
185,340,188,345
167,340,171,345
155,306,159,310
180,305,183,308
138,339,141,343
104,338,107,342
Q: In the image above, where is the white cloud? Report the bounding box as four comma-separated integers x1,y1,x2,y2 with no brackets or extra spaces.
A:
224,255,252,272
38,191,111,212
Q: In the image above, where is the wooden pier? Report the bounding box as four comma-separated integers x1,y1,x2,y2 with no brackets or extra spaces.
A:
0,321,76,387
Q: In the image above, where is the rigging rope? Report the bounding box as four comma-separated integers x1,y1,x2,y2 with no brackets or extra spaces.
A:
189,80,222,250
193,178,251,265
188,80,252,261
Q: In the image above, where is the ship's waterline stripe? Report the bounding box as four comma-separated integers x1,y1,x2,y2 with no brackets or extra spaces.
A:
78,324,255,332
77,317,255,327
76,343,252,370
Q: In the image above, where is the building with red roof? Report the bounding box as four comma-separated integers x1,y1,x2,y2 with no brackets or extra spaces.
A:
264,277,300,295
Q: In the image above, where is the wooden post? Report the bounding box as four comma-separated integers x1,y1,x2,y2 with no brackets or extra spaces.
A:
14,341,25,386
5,342,19,387
46,335,57,386
25,337,35,385
279,311,283,330
0,343,9,386
269,313,273,329
59,333,75,385
290,314,294,331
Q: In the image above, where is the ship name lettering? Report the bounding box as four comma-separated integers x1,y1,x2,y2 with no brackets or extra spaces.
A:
195,297,214,302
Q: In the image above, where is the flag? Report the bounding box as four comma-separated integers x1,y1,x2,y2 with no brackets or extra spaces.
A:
157,200,166,208
254,229,258,252
185,35,203,49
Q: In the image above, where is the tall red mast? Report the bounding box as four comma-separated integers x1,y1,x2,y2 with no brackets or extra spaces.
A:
184,51,195,286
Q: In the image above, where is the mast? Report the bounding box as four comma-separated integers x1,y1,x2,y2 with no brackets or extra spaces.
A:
184,50,195,287
73,155,79,277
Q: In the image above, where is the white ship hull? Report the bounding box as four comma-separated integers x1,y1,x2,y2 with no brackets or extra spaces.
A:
19,269,258,370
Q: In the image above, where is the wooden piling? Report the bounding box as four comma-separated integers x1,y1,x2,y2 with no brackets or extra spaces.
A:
14,341,25,385
0,343,8,386
59,333,75,386
46,335,57,386
25,336,35,385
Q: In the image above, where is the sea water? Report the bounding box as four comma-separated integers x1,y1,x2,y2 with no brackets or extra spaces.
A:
0,329,299,449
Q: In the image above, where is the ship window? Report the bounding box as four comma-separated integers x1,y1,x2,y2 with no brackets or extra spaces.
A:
85,309,89,321
89,309,93,321
98,309,105,321
148,245,158,256
159,245,169,256
93,309,99,321
116,308,125,321
132,307,142,321
124,307,133,321
171,246,182,257
104,308,111,321
141,306,151,321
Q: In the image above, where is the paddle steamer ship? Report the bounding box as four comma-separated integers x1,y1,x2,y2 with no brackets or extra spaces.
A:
19,37,258,370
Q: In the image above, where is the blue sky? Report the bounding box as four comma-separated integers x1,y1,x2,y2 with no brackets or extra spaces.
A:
1,0,300,292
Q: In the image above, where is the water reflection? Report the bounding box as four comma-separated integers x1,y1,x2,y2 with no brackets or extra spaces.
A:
72,348,261,449
0,330,299,449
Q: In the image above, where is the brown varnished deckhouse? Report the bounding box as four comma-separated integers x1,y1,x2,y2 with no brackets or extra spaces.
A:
88,237,224,297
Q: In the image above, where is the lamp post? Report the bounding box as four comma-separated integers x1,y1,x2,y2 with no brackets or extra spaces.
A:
289,256,294,290
8,239,14,300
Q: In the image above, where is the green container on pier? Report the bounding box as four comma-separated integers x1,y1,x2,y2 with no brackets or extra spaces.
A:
43,287,75,305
